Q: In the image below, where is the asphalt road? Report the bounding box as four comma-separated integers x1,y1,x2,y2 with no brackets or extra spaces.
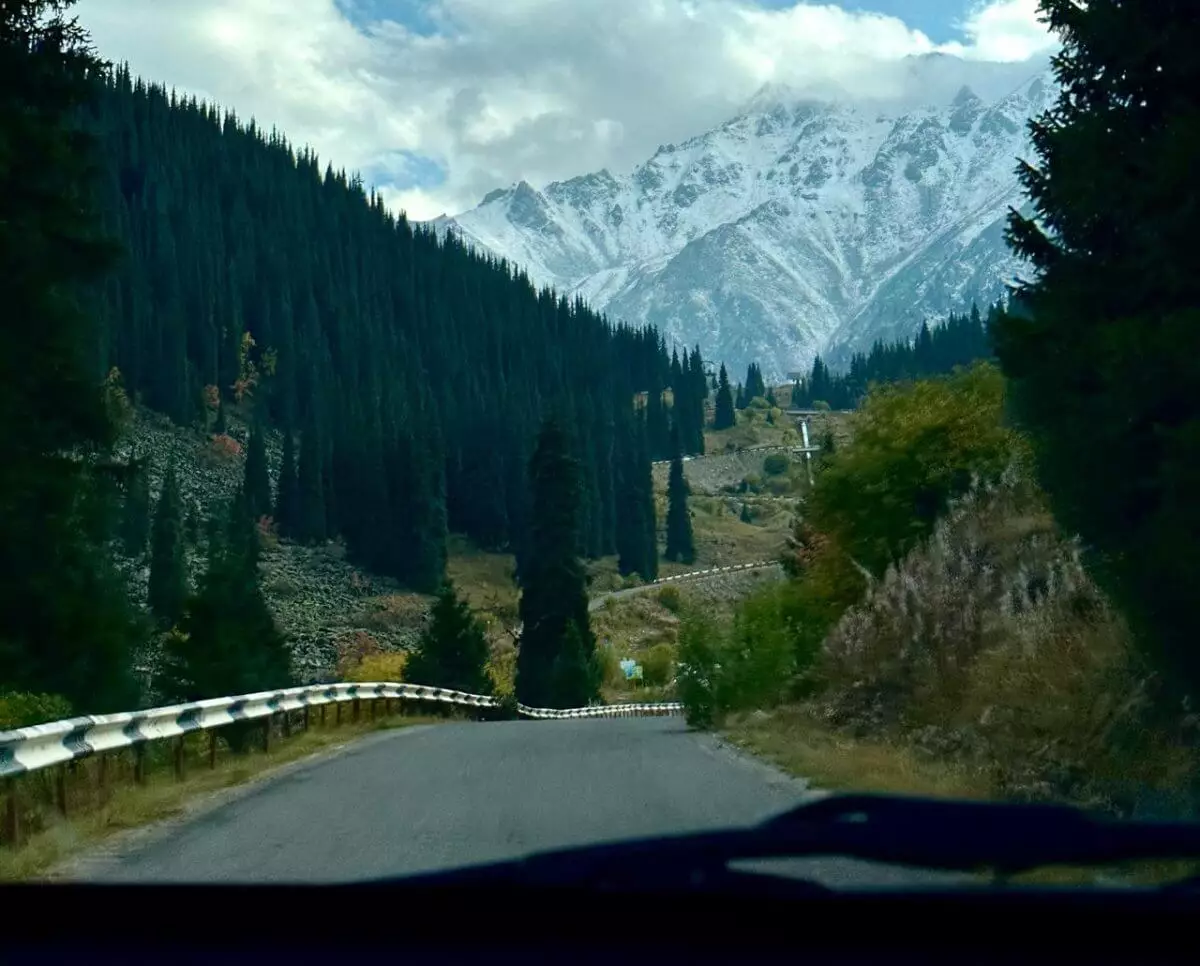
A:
56,717,960,887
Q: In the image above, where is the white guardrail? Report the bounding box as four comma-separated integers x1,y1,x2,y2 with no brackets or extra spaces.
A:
652,560,775,583
0,683,682,780
650,443,820,467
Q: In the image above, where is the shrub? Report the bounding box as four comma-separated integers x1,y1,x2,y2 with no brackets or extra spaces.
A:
762,453,789,476
813,400,832,412
344,651,408,683
676,609,723,728
812,470,1197,814
208,433,243,462
486,642,517,697
0,692,73,731
657,585,682,613
256,515,279,551
807,362,1027,579
334,630,383,679
642,643,676,687
749,396,771,410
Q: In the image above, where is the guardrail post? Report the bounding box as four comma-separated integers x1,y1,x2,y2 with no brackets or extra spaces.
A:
321,704,327,727
209,730,218,769
385,698,392,716
304,706,311,732
369,699,377,722
335,702,342,726
282,711,293,739
262,716,272,752
4,778,18,847
134,743,147,785
352,698,361,723
173,736,185,780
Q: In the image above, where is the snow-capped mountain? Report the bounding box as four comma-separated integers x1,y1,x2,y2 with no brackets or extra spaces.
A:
428,60,1057,381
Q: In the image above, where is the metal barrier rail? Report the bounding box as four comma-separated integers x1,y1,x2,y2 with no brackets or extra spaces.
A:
653,560,775,583
0,683,682,779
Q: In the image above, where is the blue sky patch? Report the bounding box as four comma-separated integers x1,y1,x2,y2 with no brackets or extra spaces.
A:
366,150,447,191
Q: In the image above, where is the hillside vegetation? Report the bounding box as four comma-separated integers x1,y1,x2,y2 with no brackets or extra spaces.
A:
676,362,1200,818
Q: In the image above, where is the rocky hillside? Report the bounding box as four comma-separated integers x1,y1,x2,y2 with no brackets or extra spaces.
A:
113,409,432,686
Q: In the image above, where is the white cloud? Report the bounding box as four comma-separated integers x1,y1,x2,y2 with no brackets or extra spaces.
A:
948,0,1058,61
74,0,1058,220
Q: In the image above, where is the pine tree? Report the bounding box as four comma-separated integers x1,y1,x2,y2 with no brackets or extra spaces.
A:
664,432,695,564
515,416,597,709
242,419,271,522
159,496,292,743
713,364,735,430
120,450,152,557
274,430,300,537
148,459,187,628
297,420,326,544
992,0,1200,699
405,582,492,695
0,0,140,713
735,383,746,410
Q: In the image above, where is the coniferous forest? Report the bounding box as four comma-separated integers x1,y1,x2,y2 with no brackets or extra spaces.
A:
791,302,998,410
81,66,711,594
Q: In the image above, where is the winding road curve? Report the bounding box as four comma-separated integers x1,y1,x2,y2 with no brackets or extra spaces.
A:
51,717,958,888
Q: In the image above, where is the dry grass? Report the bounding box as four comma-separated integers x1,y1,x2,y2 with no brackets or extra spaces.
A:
445,534,519,619
0,707,442,882
725,705,989,800
812,468,1200,817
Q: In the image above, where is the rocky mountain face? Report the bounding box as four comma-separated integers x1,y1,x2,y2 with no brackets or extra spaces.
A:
429,59,1056,380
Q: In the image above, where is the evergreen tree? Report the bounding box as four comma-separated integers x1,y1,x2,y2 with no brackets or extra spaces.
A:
735,383,747,410
991,0,1200,699
405,582,493,695
159,495,292,740
296,419,326,544
713,364,736,430
550,621,600,710
0,0,139,713
274,430,300,537
515,416,597,709
148,459,187,628
664,432,695,564
740,503,753,524
120,450,152,557
242,419,271,522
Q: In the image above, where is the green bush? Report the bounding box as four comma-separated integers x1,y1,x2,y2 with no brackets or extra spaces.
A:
657,585,682,613
807,362,1027,578
676,609,723,728
749,396,771,410
0,691,74,731
642,643,676,687
762,453,789,476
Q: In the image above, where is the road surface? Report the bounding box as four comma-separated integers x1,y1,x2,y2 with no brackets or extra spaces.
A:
53,717,959,887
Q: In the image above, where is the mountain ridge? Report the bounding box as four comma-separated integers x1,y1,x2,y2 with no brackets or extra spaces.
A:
427,59,1057,380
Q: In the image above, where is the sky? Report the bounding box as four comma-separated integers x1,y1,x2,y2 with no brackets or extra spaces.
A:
74,0,1059,221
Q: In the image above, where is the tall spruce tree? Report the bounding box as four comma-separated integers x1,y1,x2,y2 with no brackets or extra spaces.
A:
159,495,292,737
274,430,299,537
148,458,187,628
242,418,271,522
515,416,598,709
120,449,152,557
714,364,736,429
405,581,492,695
0,0,140,713
992,0,1200,700
664,431,696,564
296,419,326,544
